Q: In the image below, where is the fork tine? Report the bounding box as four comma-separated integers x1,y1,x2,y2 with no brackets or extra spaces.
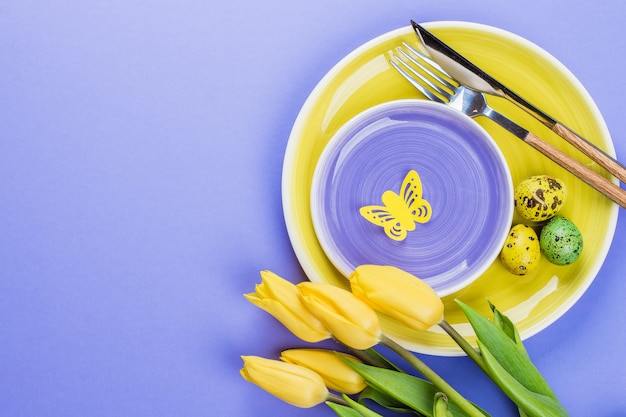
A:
389,57,445,103
399,42,458,91
389,42,463,104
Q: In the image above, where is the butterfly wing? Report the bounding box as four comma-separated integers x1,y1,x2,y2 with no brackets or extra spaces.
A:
358,171,431,241
359,203,407,241
401,170,432,223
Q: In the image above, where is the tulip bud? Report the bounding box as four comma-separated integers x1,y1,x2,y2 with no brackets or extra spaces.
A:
280,349,367,394
433,392,452,417
297,282,381,350
349,265,444,331
240,356,329,408
244,271,330,343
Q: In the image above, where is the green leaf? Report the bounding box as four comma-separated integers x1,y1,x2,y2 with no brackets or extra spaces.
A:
358,387,417,414
490,305,534,417
488,301,526,353
343,395,386,417
349,362,436,416
486,302,554,417
456,300,556,399
478,340,569,417
363,348,402,371
327,402,365,417
346,361,489,417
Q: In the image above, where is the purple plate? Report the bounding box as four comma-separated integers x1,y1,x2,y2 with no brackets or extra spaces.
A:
310,100,513,296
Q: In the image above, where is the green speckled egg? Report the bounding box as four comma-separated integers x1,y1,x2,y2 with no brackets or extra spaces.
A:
514,175,567,221
539,216,583,265
500,224,540,275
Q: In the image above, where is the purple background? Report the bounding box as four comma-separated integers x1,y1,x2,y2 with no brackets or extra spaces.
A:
1,1,625,416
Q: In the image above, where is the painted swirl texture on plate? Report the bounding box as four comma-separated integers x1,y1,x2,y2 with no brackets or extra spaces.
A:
311,100,513,296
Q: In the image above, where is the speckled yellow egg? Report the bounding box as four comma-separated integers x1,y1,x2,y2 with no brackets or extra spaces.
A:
514,175,567,221
539,216,583,265
500,224,541,275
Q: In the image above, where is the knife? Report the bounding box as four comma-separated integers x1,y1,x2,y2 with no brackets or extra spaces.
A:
411,20,626,184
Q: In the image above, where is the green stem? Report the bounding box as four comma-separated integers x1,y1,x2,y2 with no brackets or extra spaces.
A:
345,346,388,369
438,320,488,374
332,336,390,369
380,334,485,417
326,392,350,406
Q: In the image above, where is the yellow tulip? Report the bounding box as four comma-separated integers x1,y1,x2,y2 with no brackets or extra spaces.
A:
349,265,444,331
244,271,330,343
240,356,329,408
280,349,367,394
297,282,381,350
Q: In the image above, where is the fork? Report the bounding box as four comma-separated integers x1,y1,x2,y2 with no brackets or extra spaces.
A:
390,42,626,209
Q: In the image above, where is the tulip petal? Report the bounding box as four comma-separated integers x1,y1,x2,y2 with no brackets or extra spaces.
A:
244,293,329,342
240,356,329,408
244,271,330,343
280,349,366,394
350,265,444,331
297,282,381,350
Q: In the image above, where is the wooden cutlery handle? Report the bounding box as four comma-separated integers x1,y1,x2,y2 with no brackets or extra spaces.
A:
552,122,626,183
525,132,626,208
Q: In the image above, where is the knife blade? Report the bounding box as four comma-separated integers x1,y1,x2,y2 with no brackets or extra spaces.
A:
411,20,626,185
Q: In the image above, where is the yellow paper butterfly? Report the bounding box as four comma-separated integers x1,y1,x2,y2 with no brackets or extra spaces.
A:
359,170,432,241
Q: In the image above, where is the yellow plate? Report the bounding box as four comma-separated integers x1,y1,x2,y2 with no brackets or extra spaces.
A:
282,21,618,355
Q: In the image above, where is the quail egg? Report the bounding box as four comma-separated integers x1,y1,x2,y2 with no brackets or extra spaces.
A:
500,224,541,275
539,216,583,265
514,175,567,221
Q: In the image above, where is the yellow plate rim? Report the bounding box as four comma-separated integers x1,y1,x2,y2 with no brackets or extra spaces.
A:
282,21,618,355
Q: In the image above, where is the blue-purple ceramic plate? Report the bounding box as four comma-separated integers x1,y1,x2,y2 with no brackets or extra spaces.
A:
310,99,514,296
